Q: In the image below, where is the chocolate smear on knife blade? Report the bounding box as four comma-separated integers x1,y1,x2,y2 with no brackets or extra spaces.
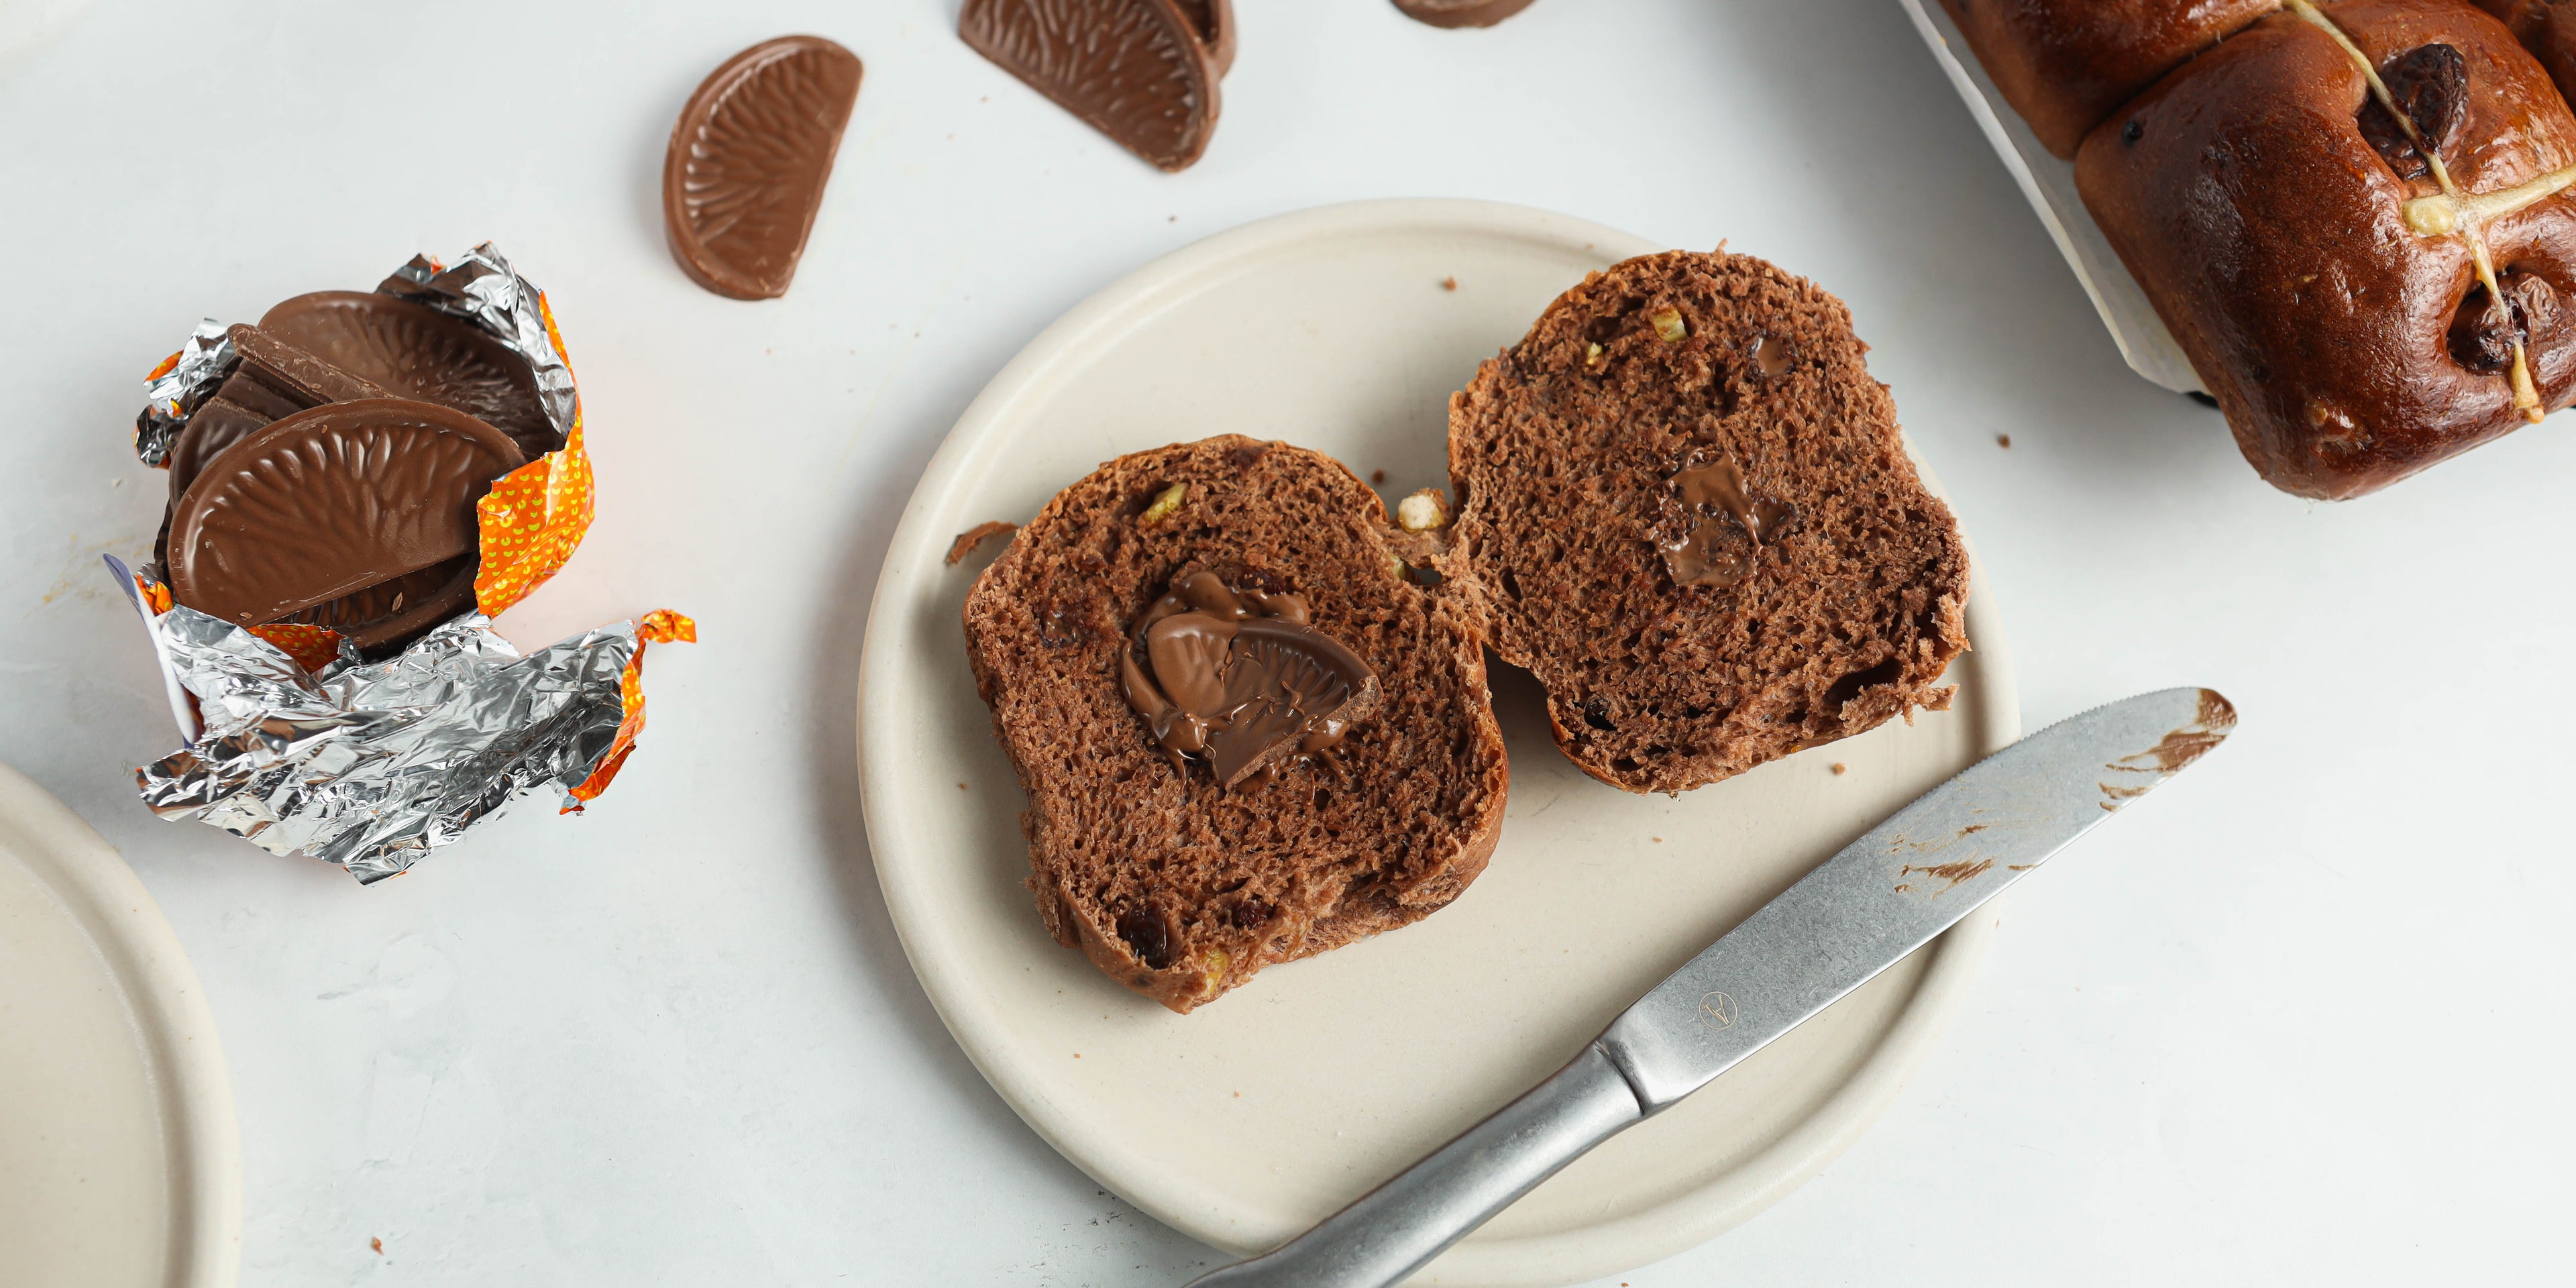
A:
961,0,1221,172
166,398,524,653
664,35,865,301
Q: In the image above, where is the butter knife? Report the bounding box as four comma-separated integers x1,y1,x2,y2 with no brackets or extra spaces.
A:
1187,686,2237,1287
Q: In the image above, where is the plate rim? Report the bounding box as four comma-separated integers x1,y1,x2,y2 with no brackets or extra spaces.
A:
857,197,2021,1281
0,761,242,1288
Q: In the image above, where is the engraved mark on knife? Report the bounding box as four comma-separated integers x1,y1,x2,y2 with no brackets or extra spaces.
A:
1699,990,1738,1030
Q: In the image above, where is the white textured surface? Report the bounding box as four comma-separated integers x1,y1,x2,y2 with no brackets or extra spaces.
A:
0,0,2567,1285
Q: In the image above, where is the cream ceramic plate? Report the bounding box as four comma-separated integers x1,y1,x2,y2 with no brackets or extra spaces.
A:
859,199,2019,1286
0,761,239,1288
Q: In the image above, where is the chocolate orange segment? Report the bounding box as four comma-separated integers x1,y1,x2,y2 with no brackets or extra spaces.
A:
168,398,525,653
663,36,865,301
1393,0,1540,28
961,0,1220,172
259,292,558,460
1171,0,1235,77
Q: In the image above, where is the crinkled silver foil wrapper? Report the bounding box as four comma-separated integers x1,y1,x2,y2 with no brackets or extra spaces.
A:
131,241,579,464
131,600,642,882
118,245,629,881
378,241,579,441
133,319,233,467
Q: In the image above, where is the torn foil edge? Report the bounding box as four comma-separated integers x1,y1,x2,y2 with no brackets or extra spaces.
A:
128,594,641,883
378,241,580,443
131,241,578,466
105,555,201,743
133,320,234,467
118,244,631,881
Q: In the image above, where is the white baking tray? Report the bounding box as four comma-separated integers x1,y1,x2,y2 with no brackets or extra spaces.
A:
1898,0,2206,393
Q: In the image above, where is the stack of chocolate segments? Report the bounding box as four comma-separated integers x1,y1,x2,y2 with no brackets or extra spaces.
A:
151,286,564,657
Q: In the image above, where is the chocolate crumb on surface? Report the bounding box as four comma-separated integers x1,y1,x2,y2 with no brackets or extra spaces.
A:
947,520,1020,565
1997,433,2011,449
1443,248,1970,794
1371,469,1387,484
1393,0,1542,28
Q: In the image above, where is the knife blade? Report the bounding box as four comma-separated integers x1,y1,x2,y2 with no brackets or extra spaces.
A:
1185,686,2237,1288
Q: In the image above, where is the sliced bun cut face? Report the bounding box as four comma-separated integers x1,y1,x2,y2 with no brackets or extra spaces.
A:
1442,248,1972,794
961,436,1507,1013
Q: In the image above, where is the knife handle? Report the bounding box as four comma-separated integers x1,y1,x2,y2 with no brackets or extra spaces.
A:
1184,1043,1646,1288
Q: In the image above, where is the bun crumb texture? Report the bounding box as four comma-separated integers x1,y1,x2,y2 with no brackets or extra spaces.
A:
1442,248,1972,794
963,437,1509,1012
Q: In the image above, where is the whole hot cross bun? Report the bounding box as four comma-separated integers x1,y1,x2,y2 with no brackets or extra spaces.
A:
2077,0,2576,498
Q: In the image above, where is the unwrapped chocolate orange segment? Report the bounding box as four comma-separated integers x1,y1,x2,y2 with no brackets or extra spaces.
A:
663,36,865,301
1393,0,1540,28
961,0,1221,172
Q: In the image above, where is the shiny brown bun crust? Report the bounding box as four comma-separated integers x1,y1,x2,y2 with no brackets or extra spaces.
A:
2077,0,2576,498
1937,0,2279,158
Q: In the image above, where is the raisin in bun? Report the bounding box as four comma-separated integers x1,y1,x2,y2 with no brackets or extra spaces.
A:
2078,0,2576,498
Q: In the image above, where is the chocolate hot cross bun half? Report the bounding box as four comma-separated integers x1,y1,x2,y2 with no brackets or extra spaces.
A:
2078,0,2576,498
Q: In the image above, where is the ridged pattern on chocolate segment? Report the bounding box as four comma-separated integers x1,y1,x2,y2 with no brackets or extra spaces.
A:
170,400,523,639
164,399,271,505
1393,0,1541,30
961,0,1218,172
258,292,557,460
667,36,864,301
1444,250,1971,794
1169,0,1234,76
